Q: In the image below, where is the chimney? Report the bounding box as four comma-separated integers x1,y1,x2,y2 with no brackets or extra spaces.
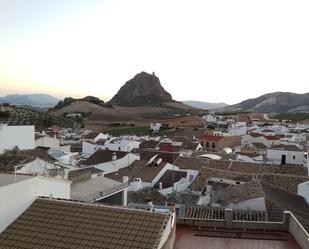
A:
112,152,117,161
148,201,154,212
123,176,129,183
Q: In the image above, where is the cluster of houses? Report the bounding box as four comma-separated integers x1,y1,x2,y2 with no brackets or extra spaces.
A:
1,114,309,248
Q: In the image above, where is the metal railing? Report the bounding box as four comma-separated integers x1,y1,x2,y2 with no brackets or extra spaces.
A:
82,182,129,202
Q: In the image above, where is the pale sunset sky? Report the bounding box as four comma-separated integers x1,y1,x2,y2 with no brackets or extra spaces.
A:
0,0,308,104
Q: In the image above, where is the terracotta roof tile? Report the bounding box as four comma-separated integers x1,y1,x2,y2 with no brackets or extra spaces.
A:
105,159,167,183
0,198,170,249
0,149,56,173
139,140,160,149
81,149,128,166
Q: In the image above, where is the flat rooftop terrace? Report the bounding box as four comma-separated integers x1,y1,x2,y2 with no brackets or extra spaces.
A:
175,225,301,249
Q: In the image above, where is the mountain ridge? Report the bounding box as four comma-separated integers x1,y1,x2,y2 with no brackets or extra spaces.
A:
0,94,59,107
215,92,309,113
182,100,227,110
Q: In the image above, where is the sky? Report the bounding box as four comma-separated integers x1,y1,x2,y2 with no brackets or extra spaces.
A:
0,0,308,105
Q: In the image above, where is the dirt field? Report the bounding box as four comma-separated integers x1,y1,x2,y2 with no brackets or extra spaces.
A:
50,101,169,121
50,100,204,131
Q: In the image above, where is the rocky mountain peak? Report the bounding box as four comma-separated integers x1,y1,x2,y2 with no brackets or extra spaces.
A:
108,72,173,106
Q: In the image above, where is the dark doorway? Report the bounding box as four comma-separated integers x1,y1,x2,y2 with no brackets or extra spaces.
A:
281,155,286,165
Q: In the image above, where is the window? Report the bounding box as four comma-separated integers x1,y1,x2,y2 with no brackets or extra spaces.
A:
293,155,296,160
206,142,209,147
212,142,216,148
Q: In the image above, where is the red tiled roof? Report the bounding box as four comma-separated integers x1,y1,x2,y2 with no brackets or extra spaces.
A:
158,144,178,152
249,133,280,141
249,133,264,138
265,135,280,141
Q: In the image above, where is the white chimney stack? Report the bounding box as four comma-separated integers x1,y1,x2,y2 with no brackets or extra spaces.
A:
112,152,117,161
123,176,129,183
148,201,154,212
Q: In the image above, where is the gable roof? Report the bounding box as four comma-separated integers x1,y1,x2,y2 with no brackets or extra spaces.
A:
0,198,170,249
105,159,167,183
260,181,309,231
158,143,179,152
129,187,167,205
139,140,160,149
249,132,280,141
153,170,187,189
81,149,128,166
174,136,200,150
140,150,179,164
83,131,101,139
270,144,303,152
216,181,264,205
174,156,208,170
191,161,309,193
0,149,57,173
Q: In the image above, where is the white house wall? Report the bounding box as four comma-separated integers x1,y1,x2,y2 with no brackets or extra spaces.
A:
298,181,309,204
158,214,175,249
93,133,108,142
82,141,99,156
104,141,140,152
0,176,70,232
242,135,270,148
35,136,60,149
151,163,179,186
95,153,140,174
16,158,53,175
158,169,199,195
266,149,306,165
0,125,35,153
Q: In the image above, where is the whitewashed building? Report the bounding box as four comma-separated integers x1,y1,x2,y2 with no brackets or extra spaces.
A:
150,123,162,132
242,133,280,148
298,181,309,204
0,124,35,153
0,174,71,232
266,145,306,165
82,139,140,156
35,133,71,152
80,149,140,174
227,122,247,136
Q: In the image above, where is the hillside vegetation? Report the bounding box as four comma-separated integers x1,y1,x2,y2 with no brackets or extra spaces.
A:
0,105,78,129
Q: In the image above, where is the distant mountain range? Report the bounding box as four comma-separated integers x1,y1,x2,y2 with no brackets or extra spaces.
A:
0,94,59,107
182,100,227,110
215,92,309,113
2,81,309,114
